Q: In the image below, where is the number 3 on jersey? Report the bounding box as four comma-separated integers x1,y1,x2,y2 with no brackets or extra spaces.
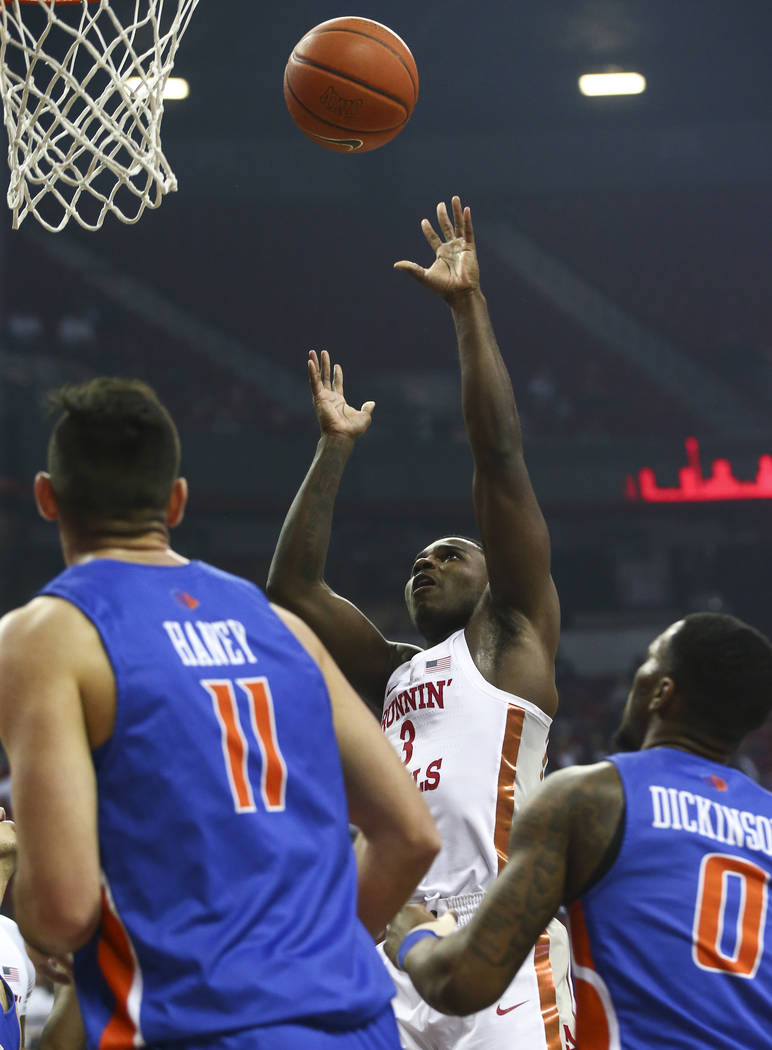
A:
400,719,416,764
202,677,287,814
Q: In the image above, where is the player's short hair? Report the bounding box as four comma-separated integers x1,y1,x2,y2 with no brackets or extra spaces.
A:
46,378,180,531
665,612,772,740
410,536,483,568
427,535,483,553
452,535,483,551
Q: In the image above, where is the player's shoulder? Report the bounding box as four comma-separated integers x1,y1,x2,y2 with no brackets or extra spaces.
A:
0,915,34,968
195,558,263,594
536,761,623,814
391,641,422,670
0,914,21,943
384,642,423,691
0,595,87,653
269,602,324,659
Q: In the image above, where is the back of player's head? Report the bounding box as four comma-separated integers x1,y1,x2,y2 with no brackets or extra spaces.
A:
665,612,772,741
47,378,180,531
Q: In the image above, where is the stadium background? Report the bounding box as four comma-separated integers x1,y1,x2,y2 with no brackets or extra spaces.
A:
1,0,771,797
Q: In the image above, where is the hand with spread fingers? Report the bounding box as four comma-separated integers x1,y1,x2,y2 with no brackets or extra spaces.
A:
394,195,480,303
308,349,375,440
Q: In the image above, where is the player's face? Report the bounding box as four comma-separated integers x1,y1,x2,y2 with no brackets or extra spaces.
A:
613,621,682,751
404,537,488,642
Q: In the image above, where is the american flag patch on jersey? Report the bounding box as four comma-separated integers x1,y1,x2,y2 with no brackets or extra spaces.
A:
2,966,18,982
425,656,451,672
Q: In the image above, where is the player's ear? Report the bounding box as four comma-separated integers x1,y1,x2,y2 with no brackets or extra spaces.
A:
167,477,188,528
34,471,59,522
649,676,676,714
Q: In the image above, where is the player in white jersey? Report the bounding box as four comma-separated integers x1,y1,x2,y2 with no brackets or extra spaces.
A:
0,917,34,1029
268,196,575,1050
0,810,36,1047
0,807,98,1050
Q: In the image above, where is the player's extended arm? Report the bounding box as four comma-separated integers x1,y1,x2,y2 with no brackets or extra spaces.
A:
37,983,86,1050
384,763,623,1013
267,350,419,711
274,606,440,938
395,198,558,650
0,600,102,956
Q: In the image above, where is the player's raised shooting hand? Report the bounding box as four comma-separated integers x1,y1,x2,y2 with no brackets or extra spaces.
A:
309,350,375,440
394,196,480,304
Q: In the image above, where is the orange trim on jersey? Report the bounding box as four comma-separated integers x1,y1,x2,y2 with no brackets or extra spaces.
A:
567,900,611,1050
493,705,525,871
97,885,141,1050
534,933,562,1049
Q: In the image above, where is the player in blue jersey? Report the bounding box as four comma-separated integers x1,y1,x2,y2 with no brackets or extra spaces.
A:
385,612,772,1050
0,378,440,1050
0,975,20,1050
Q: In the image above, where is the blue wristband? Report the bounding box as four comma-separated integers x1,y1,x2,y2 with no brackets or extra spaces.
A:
397,927,439,970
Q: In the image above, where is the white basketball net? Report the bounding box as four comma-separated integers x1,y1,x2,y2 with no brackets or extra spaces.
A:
0,0,199,231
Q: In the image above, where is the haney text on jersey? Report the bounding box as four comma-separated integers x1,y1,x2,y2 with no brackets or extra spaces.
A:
163,619,258,667
650,785,772,855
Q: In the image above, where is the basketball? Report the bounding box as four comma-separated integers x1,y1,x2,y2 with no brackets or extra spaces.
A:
283,17,418,154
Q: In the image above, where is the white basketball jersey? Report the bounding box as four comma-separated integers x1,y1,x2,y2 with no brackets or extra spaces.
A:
381,629,576,1050
382,627,552,901
0,916,35,1019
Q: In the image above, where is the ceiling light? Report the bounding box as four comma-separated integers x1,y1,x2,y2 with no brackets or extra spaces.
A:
578,72,646,97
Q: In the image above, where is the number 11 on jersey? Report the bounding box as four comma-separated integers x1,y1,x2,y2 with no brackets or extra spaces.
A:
202,677,288,814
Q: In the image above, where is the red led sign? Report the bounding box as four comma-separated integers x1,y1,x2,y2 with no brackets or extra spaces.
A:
626,437,772,502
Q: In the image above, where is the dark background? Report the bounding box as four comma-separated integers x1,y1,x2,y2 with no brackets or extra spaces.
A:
1,0,771,779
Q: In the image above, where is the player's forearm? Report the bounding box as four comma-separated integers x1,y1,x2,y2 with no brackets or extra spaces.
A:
450,289,523,464
37,982,87,1050
401,930,490,1015
354,830,439,939
15,871,99,956
266,434,355,599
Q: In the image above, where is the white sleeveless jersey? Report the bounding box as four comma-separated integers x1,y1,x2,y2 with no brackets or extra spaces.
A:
382,627,552,902
0,916,35,1019
380,629,576,1050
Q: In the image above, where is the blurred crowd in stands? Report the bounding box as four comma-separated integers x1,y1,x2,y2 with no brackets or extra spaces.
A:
549,662,772,789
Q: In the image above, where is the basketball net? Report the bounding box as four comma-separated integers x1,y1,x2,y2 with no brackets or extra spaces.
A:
0,0,199,231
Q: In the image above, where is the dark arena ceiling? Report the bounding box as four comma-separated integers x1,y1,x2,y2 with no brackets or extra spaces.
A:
4,0,772,448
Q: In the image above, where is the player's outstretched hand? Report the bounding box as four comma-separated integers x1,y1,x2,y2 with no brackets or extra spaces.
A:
308,350,375,440
394,196,480,303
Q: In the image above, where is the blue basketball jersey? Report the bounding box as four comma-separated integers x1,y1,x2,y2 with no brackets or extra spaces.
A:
568,747,772,1049
40,559,394,1049
0,977,20,1050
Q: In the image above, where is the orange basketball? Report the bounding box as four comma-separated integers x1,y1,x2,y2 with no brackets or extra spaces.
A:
283,17,418,154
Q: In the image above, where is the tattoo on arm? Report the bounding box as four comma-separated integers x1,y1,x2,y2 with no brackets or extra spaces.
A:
297,443,351,582
466,799,568,974
417,765,623,1013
